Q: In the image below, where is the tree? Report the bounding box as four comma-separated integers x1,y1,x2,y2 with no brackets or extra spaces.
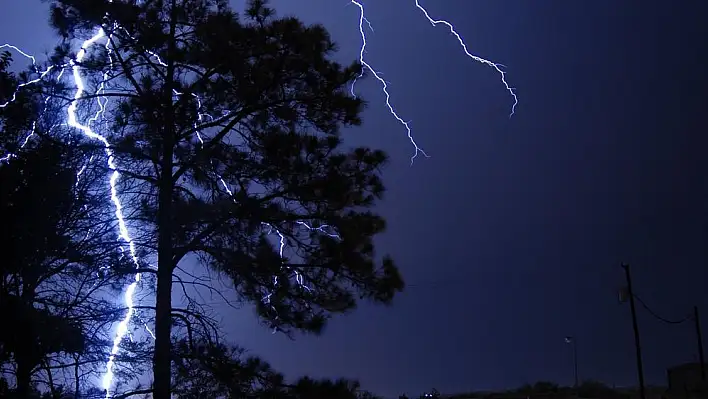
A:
0,50,42,156
0,137,145,396
171,337,382,399
357,390,384,399
531,381,559,393
0,55,143,397
286,377,363,399
171,338,284,398
576,380,625,399
47,0,404,397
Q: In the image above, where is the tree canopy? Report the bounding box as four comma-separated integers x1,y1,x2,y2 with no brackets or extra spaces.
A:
4,0,408,396
1,0,403,396
0,44,148,399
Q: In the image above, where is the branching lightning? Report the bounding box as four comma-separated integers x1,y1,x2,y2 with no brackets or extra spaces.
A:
349,0,517,164
350,0,429,166
66,28,145,395
3,13,145,399
0,0,517,396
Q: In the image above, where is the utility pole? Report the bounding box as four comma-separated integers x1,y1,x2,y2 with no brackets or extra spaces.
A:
694,306,706,381
622,263,646,399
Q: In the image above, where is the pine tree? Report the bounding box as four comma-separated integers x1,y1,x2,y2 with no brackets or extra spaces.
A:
47,0,404,396
0,139,130,396
0,56,142,397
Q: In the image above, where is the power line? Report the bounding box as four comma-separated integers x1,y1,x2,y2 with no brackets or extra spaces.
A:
632,294,692,325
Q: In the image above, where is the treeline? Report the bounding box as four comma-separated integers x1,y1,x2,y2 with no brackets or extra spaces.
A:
448,380,638,399
0,0,399,397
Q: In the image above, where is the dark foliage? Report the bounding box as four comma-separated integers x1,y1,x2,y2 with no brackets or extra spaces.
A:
0,377,76,399
171,337,379,399
48,0,403,331
45,0,404,396
0,56,139,396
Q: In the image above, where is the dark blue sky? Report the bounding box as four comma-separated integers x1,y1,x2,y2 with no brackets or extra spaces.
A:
2,0,708,397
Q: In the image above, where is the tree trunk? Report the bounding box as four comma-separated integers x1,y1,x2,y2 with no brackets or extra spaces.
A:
15,354,32,398
152,2,178,398
15,283,37,397
152,247,174,399
153,139,175,399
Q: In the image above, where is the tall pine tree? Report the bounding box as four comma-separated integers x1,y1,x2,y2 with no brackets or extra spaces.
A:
48,0,404,396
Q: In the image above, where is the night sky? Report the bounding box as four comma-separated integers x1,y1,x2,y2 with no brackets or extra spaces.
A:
1,0,708,397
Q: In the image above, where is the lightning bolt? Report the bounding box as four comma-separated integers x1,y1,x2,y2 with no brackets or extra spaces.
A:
349,0,429,166
0,0,518,396
2,11,144,398
413,0,518,118
349,0,518,165
66,27,143,395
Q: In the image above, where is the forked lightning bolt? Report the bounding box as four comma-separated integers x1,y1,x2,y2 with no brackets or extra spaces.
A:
349,0,429,166
349,0,517,164
2,14,144,399
66,27,144,395
0,0,517,396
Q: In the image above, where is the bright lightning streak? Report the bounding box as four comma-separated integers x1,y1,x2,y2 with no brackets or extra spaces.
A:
65,28,142,396
0,44,39,68
1,35,142,394
0,45,56,109
413,0,518,118
348,0,518,165
350,1,429,166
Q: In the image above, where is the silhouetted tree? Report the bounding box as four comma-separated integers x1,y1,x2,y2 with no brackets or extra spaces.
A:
0,138,144,396
171,337,380,399
0,377,76,399
577,380,624,399
357,390,384,399
531,381,559,393
286,377,363,399
171,338,284,398
0,51,41,146
47,0,404,396
0,56,144,396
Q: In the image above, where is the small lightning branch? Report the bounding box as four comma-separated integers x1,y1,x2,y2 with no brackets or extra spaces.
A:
348,0,518,165
349,1,428,166
413,0,518,118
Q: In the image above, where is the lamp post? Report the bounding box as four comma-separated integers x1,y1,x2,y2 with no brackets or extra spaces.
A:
565,336,579,389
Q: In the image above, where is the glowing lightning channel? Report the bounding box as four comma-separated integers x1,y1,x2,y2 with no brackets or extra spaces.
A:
348,1,519,165
413,0,518,118
65,28,142,396
349,1,428,166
